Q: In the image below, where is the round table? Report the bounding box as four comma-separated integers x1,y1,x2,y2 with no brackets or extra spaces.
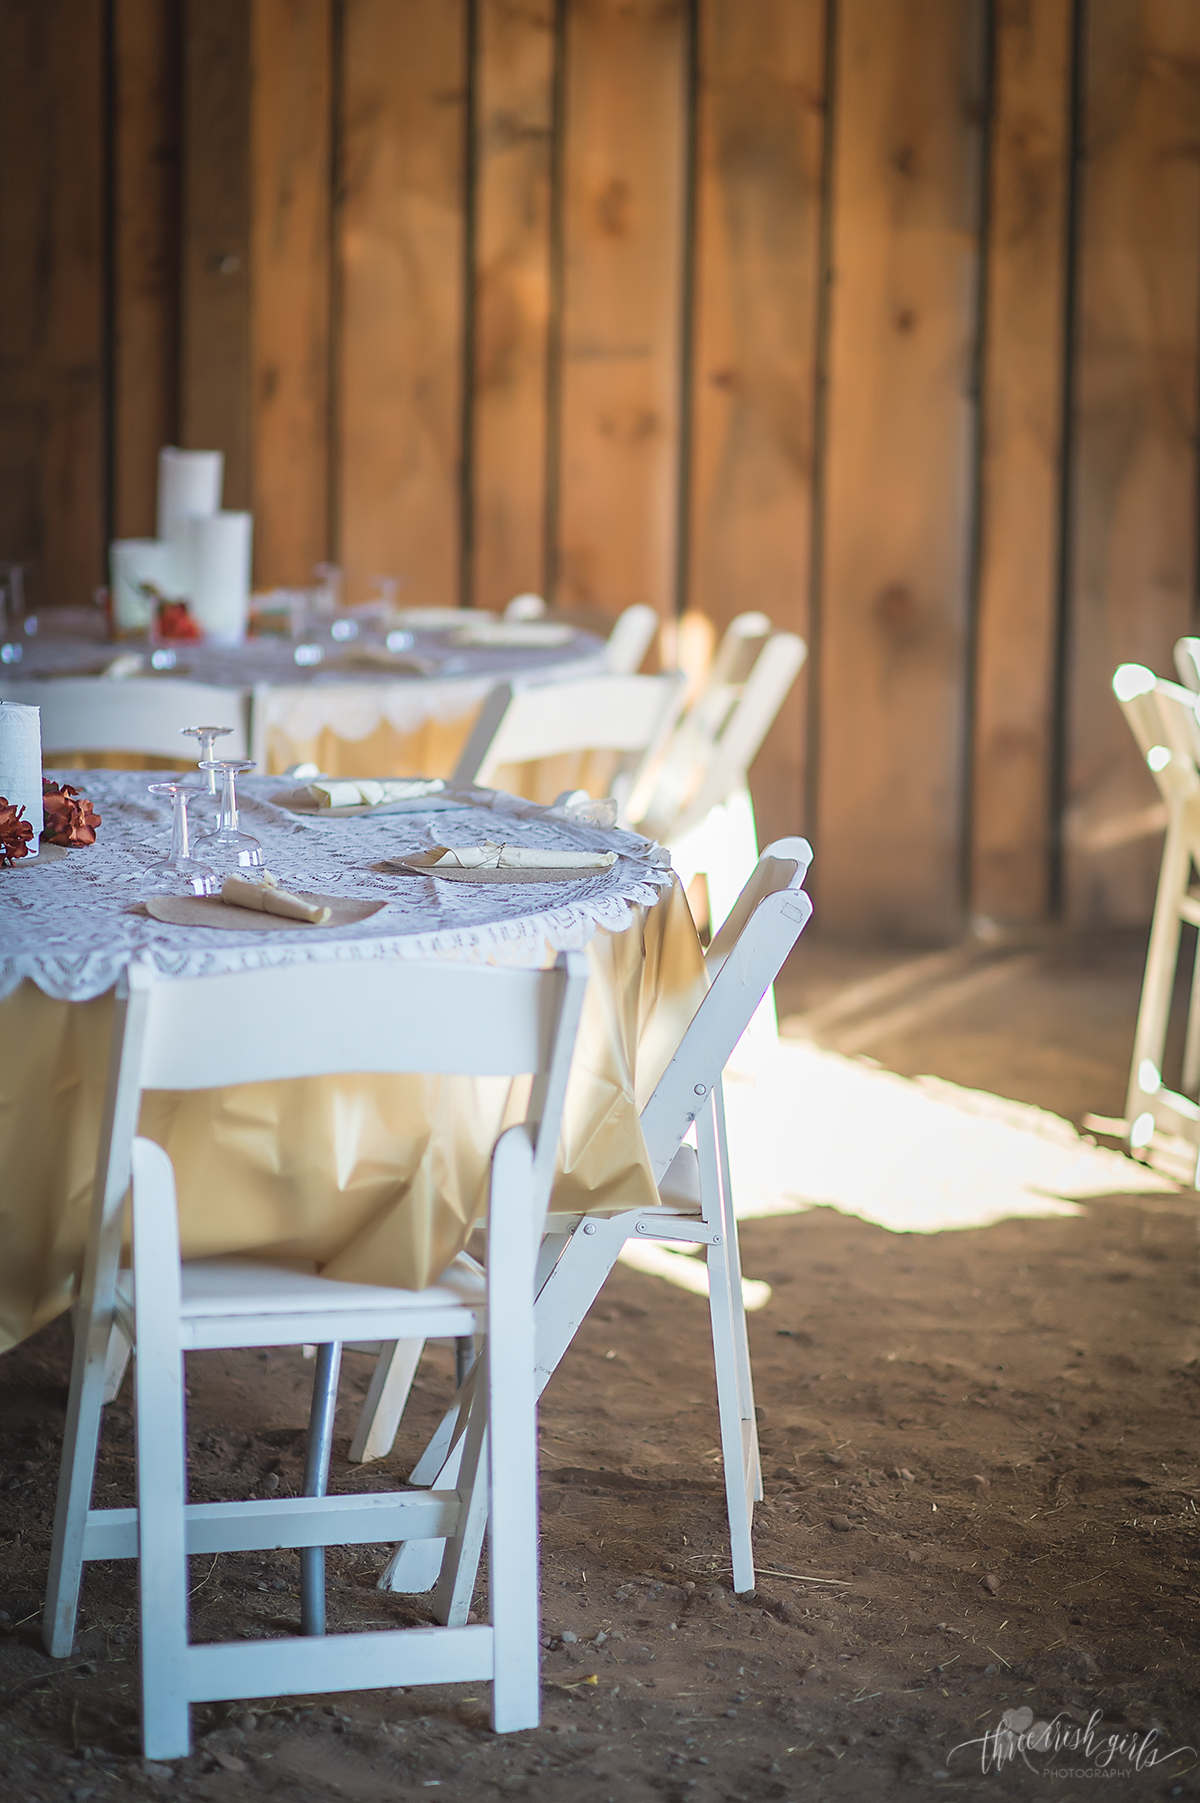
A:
0,772,708,1351
0,610,608,778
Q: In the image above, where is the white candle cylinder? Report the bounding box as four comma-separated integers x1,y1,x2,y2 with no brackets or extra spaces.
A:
186,512,253,646
157,447,223,540
158,447,224,594
109,538,173,634
0,701,43,856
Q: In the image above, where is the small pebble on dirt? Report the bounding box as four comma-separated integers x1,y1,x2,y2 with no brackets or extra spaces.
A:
894,1468,916,1483
560,1630,578,1643
234,1712,257,1731
829,1513,853,1532
982,1573,1001,1594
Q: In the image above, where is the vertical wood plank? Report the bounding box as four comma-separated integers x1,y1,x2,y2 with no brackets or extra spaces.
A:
250,0,332,587
0,0,106,605
553,0,687,621
180,0,252,508
1064,0,1200,925
815,0,987,941
338,0,467,606
471,0,556,612
111,0,182,542
686,0,826,851
969,0,1074,925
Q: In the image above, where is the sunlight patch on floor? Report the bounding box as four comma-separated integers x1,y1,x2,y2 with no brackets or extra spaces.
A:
719,1038,1176,1234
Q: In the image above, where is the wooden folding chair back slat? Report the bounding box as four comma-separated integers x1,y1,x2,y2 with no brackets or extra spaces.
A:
604,604,660,674
453,671,685,820
43,950,587,1755
3,677,249,761
1114,659,1200,1172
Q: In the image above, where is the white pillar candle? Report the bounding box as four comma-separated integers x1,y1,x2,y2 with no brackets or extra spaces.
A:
0,701,43,855
158,446,224,593
109,538,173,633
186,511,253,646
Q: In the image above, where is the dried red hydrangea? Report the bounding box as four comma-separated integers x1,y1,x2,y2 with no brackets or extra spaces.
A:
0,798,34,866
42,779,101,847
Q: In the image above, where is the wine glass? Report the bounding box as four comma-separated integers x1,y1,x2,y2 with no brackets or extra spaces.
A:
193,759,263,868
143,783,217,894
181,725,234,802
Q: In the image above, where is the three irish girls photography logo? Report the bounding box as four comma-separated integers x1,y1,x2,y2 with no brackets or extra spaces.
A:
949,1705,1196,1779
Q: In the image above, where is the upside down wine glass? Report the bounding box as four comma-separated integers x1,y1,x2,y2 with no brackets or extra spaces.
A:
181,725,234,802
193,759,264,869
143,783,217,894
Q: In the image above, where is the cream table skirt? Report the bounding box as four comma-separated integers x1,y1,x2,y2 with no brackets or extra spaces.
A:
0,878,706,1352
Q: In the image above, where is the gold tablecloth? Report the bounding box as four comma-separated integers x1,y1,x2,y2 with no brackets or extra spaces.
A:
0,879,706,1352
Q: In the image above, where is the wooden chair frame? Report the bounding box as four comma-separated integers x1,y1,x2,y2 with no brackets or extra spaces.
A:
42,951,587,1754
357,841,814,1599
1113,660,1200,1169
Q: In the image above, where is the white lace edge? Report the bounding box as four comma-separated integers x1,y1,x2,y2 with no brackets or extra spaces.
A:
0,867,673,1002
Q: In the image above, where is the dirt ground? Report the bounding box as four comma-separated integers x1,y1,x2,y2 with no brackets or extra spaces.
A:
3,924,1200,1802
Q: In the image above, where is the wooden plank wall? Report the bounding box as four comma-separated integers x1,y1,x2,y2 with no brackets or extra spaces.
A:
5,1,1200,936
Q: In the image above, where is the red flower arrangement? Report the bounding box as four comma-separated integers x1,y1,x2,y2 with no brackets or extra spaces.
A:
0,798,34,866
42,779,102,847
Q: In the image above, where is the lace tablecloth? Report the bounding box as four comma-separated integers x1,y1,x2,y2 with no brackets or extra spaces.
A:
2,614,608,756
0,772,672,1002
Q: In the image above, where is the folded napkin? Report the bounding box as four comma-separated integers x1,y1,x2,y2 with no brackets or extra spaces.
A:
307,777,446,810
428,840,616,871
222,872,332,925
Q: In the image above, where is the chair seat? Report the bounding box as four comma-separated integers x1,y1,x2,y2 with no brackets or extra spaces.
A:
115,1252,485,1350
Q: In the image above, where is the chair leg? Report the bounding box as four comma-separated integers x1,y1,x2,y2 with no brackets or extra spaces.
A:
699,1096,756,1594
347,1338,424,1465
480,1127,540,1733
377,1215,631,1598
300,1342,343,1636
130,1140,193,1758
43,1330,114,1657
1127,809,1189,1126
102,1320,133,1404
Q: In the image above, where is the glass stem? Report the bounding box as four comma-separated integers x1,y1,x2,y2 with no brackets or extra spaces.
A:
169,791,192,863
220,769,239,834
202,734,219,793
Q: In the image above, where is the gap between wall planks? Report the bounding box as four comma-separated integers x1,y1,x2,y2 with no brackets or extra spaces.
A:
815,0,987,942
470,0,556,613
552,0,688,620
969,0,1074,927
251,0,332,589
337,0,467,610
0,0,106,609
111,0,181,544
1064,0,1200,927
180,0,252,512
687,0,826,857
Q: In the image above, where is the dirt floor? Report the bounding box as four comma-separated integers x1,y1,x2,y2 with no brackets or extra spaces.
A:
3,924,1200,1802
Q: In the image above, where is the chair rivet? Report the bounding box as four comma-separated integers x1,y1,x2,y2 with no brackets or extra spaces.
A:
694,1084,706,1095
583,1222,597,1235
712,1236,721,1245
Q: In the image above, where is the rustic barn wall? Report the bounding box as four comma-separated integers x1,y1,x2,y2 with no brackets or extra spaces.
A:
2,0,1198,937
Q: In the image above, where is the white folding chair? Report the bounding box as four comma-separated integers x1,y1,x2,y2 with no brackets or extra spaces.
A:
604,604,660,674
627,615,807,937
42,951,586,1754
453,670,685,823
1113,661,1200,1172
361,840,813,1599
2,676,248,762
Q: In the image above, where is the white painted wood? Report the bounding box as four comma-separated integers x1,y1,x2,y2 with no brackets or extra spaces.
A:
1115,663,1200,1171
627,619,806,936
186,1624,496,1702
82,1489,462,1561
42,950,586,1754
375,841,813,1601
604,604,660,675
452,672,685,825
7,677,248,760
347,1339,426,1465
